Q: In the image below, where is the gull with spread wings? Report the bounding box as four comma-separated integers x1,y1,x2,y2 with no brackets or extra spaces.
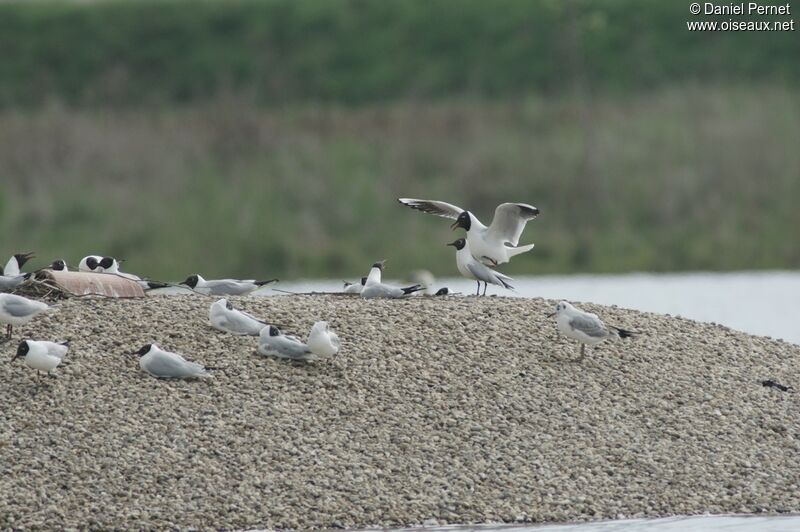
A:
397,198,539,266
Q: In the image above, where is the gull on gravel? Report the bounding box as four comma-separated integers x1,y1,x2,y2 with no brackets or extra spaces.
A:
0,293,52,341
98,256,169,290
306,321,340,359
447,238,513,296
343,277,367,294
180,274,278,296
549,300,636,361
4,252,35,277
0,269,31,293
258,325,313,360
398,198,539,266
13,340,69,378
132,344,212,379
208,298,267,336
360,261,423,299
258,323,340,362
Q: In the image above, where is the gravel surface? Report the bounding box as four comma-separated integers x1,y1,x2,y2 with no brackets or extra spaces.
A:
1,294,799,530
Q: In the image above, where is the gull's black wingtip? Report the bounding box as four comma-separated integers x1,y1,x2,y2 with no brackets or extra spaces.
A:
402,284,424,295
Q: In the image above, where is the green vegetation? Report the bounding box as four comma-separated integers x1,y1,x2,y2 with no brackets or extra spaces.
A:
0,1,797,279
0,0,797,106
2,85,798,279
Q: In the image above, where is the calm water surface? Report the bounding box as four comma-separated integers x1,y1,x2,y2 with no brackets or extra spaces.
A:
355,514,800,532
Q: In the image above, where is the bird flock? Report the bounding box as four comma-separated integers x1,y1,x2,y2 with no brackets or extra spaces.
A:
2,198,636,380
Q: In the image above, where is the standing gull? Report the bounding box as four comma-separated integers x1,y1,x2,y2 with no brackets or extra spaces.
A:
208,298,268,336
360,261,423,299
549,301,636,361
0,293,51,341
180,274,278,296
13,340,69,378
132,344,212,379
447,238,513,296
398,198,539,266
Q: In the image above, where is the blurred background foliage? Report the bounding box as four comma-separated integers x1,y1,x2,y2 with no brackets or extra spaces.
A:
0,0,798,279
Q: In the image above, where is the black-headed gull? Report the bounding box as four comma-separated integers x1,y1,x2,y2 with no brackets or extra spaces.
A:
447,238,513,296
78,255,103,272
13,340,69,378
343,277,367,294
257,322,341,362
360,261,423,299
132,344,211,379
180,274,278,296
398,198,539,266
208,298,267,336
3,252,35,277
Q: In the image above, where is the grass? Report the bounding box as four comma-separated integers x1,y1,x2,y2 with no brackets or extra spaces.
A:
1,84,799,280
0,0,797,106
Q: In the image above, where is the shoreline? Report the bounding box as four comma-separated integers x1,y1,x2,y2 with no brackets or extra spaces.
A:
2,295,799,529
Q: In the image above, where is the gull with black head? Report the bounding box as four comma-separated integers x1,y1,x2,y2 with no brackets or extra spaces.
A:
0,268,32,293
398,198,539,266
4,252,35,277
208,298,268,336
78,255,103,272
258,323,340,362
13,340,69,379
50,259,68,271
343,277,367,294
131,344,212,379
181,274,278,296
360,261,423,299
447,238,513,296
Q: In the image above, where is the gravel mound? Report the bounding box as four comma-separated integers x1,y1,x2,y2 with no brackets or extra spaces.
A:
1,294,798,530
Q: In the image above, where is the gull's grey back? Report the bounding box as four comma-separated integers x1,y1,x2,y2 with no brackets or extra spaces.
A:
361,283,402,299
259,334,312,360
143,352,207,378
0,294,48,317
568,314,609,338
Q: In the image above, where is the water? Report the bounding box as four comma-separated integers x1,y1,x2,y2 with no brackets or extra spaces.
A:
271,271,800,345
360,515,800,531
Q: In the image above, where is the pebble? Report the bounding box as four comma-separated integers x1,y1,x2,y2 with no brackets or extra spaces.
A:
0,294,798,529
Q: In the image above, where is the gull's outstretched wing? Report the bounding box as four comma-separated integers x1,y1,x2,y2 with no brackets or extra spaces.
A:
487,203,539,246
397,198,464,220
